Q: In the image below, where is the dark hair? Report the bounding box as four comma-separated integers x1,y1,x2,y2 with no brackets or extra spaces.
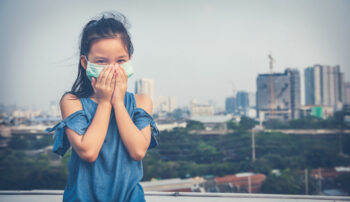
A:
63,12,134,101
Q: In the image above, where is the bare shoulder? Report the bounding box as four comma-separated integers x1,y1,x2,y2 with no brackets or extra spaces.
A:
60,93,83,119
134,94,153,115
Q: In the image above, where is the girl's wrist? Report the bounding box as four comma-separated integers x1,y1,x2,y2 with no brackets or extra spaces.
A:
98,100,112,109
112,100,124,109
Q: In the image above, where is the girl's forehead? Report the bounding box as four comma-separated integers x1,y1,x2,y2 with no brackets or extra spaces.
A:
89,38,128,57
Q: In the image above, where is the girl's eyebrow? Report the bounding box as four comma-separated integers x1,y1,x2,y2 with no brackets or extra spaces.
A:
117,55,128,59
94,56,108,60
93,55,128,60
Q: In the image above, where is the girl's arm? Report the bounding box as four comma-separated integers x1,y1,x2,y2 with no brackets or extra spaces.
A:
113,94,152,161
61,66,116,163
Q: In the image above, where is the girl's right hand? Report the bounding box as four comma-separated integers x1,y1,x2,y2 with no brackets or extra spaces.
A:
91,65,116,105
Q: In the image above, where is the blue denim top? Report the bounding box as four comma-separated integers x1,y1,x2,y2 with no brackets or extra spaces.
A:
45,92,159,202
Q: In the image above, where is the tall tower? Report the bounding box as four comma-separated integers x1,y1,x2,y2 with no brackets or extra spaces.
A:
256,68,301,120
304,64,345,110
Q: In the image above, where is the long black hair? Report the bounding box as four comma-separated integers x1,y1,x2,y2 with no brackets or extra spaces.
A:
63,12,134,101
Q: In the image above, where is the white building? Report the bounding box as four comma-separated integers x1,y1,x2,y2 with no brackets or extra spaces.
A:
305,65,345,110
190,99,214,117
155,96,177,113
12,109,41,119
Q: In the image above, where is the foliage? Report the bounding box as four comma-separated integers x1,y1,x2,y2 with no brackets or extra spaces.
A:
261,168,316,194
8,134,54,150
264,109,349,129
238,116,257,130
1,124,350,195
0,148,67,190
186,120,205,130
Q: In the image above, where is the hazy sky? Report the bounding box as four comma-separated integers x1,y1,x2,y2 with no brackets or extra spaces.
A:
0,0,349,111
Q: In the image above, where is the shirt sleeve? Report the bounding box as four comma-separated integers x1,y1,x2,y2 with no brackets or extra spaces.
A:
132,108,159,150
45,110,90,156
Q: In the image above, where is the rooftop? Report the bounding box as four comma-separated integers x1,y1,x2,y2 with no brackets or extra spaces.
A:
1,191,349,202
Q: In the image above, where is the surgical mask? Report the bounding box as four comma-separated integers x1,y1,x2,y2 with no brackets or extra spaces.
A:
85,56,134,81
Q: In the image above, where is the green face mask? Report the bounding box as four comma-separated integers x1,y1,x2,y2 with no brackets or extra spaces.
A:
85,56,134,81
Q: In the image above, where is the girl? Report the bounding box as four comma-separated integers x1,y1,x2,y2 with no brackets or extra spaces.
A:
46,12,159,202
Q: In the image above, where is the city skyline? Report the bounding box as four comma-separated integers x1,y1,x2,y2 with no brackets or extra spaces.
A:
1,0,349,111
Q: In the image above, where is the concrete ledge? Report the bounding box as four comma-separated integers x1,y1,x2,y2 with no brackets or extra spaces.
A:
0,190,349,201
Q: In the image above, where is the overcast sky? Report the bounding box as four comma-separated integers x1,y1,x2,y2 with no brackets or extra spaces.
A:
0,0,349,111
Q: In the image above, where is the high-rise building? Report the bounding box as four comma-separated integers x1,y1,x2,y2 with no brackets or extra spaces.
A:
135,78,155,104
304,65,345,110
236,91,249,116
345,82,350,105
225,97,235,114
248,92,256,108
256,68,301,120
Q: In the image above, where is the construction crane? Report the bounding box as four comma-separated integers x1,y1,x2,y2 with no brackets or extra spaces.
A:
268,54,275,118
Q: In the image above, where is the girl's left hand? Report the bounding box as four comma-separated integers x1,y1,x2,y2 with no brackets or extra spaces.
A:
111,65,128,106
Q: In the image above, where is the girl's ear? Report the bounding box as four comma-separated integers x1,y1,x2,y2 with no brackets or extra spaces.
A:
80,55,87,70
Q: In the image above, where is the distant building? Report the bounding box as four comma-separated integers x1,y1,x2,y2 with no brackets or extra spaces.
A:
299,105,334,119
155,96,177,113
135,78,155,110
345,82,350,105
236,91,249,116
215,173,266,193
190,115,233,131
156,121,187,131
248,92,256,108
256,68,301,121
48,100,60,118
304,65,345,110
140,173,266,194
140,177,206,192
190,99,214,117
225,97,235,114
12,109,41,119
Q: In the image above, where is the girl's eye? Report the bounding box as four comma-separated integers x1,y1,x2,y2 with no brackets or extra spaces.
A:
118,60,126,63
96,60,108,65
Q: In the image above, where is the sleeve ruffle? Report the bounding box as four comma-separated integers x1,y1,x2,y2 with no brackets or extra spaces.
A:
45,110,89,156
132,108,159,150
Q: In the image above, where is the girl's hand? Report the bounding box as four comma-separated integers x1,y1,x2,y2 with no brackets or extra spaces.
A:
91,65,116,105
111,65,128,106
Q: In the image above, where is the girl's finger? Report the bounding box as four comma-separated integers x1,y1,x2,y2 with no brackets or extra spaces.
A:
121,66,128,83
120,65,127,79
116,67,123,84
111,72,116,88
119,67,126,86
105,66,115,87
98,65,111,85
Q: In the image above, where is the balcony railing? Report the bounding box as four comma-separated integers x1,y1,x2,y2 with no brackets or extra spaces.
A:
1,190,350,202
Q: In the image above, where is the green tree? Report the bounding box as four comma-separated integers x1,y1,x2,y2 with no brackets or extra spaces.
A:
261,168,305,194
186,120,205,130
239,116,257,130
226,120,238,130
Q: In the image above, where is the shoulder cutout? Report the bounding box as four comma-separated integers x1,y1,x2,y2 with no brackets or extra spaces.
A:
60,93,83,119
134,94,153,115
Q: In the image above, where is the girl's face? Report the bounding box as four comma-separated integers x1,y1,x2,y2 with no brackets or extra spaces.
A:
81,37,130,69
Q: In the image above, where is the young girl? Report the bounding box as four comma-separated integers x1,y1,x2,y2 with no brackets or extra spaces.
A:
46,12,159,202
